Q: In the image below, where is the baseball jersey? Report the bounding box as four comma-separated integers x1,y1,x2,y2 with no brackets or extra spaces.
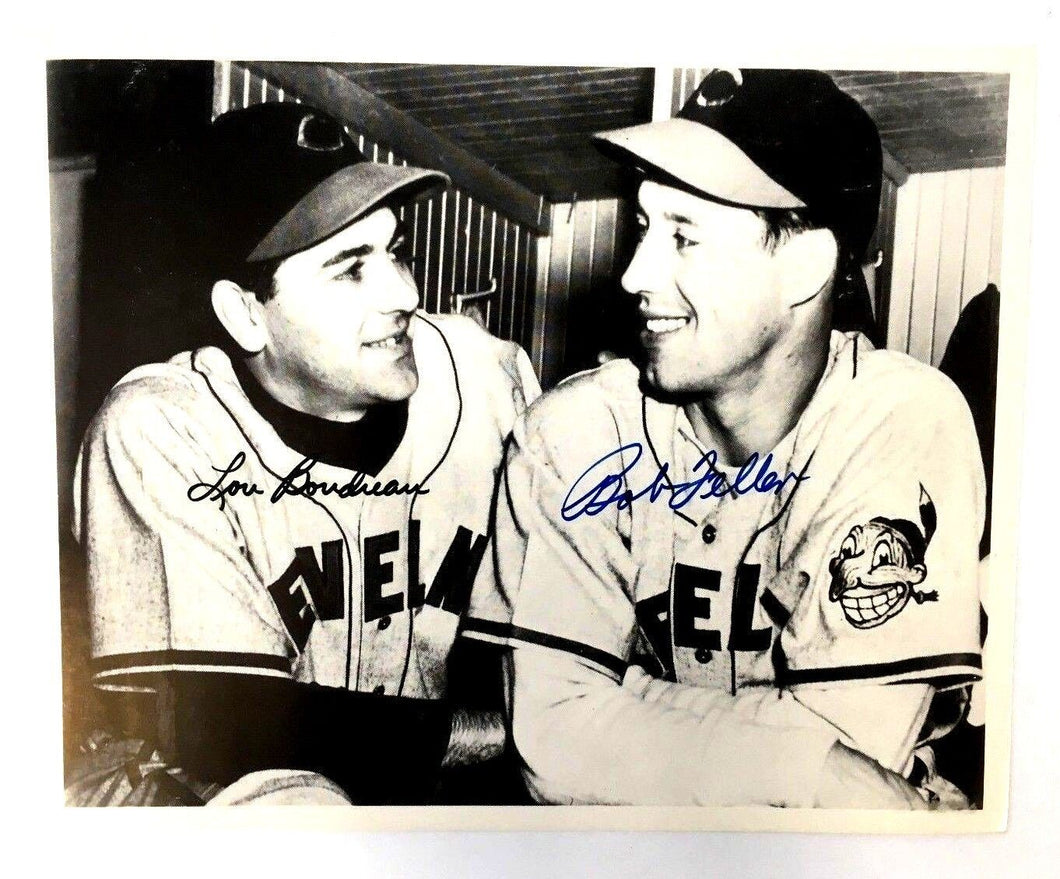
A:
465,330,984,802
74,311,538,701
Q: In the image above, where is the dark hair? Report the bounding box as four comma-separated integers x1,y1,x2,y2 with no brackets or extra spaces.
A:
220,257,283,304
755,206,869,280
754,207,825,253
755,205,868,288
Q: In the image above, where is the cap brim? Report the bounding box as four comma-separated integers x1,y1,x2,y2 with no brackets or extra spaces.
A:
248,163,450,262
594,117,806,210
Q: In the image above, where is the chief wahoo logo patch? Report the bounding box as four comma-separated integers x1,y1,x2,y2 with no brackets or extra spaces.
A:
828,486,939,629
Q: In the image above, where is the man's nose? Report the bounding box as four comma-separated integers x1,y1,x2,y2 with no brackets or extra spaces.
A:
378,259,420,313
620,236,666,299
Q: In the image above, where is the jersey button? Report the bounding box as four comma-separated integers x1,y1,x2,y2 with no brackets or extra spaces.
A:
701,524,717,544
378,615,391,631
694,647,712,664
373,685,385,695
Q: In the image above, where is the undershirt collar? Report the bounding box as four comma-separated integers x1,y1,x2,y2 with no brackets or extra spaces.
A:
230,355,409,476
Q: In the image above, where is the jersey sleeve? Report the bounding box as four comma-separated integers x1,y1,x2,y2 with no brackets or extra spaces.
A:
626,665,932,774
465,393,839,805
500,338,542,417
463,392,641,673
73,383,292,690
776,368,985,693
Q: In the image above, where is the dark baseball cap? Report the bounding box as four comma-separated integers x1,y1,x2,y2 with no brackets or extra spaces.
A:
595,69,883,260
200,102,449,266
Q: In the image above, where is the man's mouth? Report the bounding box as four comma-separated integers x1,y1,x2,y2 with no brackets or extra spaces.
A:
363,326,410,350
642,314,691,337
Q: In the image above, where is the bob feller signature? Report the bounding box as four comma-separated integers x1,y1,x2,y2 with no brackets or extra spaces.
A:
561,441,810,522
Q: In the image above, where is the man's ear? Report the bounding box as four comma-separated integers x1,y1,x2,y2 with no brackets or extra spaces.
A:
212,280,268,353
775,228,839,309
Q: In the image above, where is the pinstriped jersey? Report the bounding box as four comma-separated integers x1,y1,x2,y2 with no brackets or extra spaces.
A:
74,312,538,700
467,331,984,727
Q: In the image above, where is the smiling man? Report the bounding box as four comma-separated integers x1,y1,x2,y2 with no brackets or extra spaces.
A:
67,102,538,805
465,69,985,807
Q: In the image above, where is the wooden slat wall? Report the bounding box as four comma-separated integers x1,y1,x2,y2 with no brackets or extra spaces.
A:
870,176,900,336
670,67,712,116
216,62,538,355
886,166,1005,365
322,63,654,202
532,198,624,388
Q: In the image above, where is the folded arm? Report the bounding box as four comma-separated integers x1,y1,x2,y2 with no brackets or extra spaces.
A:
469,405,929,807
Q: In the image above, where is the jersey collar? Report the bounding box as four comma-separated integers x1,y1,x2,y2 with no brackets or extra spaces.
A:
229,353,409,476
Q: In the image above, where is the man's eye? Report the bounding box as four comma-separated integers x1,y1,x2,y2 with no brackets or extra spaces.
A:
634,219,648,241
388,236,411,263
674,231,700,251
388,229,416,268
338,262,364,282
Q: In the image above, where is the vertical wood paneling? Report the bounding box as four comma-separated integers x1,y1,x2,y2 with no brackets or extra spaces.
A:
507,225,521,341
462,197,474,296
533,231,553,379
932,170,972,363
592,198,618,289
962,167,998,309
888,175,922,354
435,190,451,314
874,177,899,337
499,218,513,339
539,203,576,382
419,198,434,305
670,69,685,117
470,201,482,295
484,208,497,331
886,166,1005,364
671,67,712,116
565,199,597,370
988,167,1006,285
682,69,699,110
217,63,540,352
652,68,674,121
907,173,946,364
531,197,627,388
521,227,535,350
450,189,464,300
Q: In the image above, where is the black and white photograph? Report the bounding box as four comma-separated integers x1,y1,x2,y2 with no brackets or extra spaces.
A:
45,56,1029,829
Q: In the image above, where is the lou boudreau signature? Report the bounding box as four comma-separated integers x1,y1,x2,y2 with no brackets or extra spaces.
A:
187,451,428,511
561,442,810,522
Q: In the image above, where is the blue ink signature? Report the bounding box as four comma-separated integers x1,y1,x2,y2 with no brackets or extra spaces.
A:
560,442,809,522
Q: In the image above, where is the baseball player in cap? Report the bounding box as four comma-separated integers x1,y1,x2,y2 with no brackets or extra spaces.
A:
464,69,984,807
67,102,538,805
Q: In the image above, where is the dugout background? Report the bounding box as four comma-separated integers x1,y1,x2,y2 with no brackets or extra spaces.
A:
49,60,1009,772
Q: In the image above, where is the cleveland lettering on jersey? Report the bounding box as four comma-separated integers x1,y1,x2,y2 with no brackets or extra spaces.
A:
269,540,346,650
269,522,488,646
636,562,773,680
561,442,810,521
